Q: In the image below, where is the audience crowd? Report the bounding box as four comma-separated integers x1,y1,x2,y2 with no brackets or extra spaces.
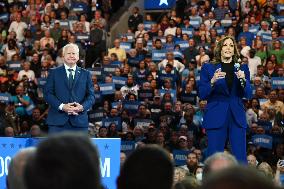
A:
0,0,283,188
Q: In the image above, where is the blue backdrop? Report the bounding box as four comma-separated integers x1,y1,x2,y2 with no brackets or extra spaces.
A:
144,0,176,10
0,137,121,189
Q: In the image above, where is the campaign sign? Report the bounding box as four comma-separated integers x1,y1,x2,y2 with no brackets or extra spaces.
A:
173,150,190,166
123,101,141,115
133,119,153,131
59,20,70,29
175,41,189,50
221,19,232,27
144,0,176,10
0,137,121,189
261,33,272,42
99,83,115,95
249,26,260,35
88,109,105,122
275,16,284,26
102,117,122,131
182,28,194,37
214,26,225,35
252,134,273,149
7,61,21,71
112,76,127,88
257,120,272,131
271,77,284,89
120,42,131,52
76,34,89,41
152,49,166,61
0,13,9,23
144,21,156,31
37,78,47,88
103,65,119,75
138,89,154,101
121,141,135,156
277,4,284,13
190,18,200,28
173,51,184,59
0,93,11,104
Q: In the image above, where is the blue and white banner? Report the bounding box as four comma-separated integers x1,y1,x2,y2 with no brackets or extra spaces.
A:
37,78,47,88
252,134,273,149
190,19,200,28
0,93,11,104
125,33,135,42
138,89,154,100
0,137,121,189
133,119,153,129
173,150,190,166
94,91,102,103
173,51,184,59
277,4,284,13
123,101,141,115
99,83,115,95
261,33,272,42
275,16,284,26
181,28,194,37
102,117,122,131
121,141,135,155
103,65,119,74
221,19,232,27
271,77,284,89
0,13,9,23
59,20,70,29
76,34,89,41
112,76,127,88
88,109,105,122
144,21,156,31
144,0,176,10
7,61,21,71
152,49,166,61
120,42,132,52
175,41,189,50
249,26,260,35
214,26,225,35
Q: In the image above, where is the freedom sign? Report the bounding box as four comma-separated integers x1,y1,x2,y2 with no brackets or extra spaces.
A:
0,137,121,189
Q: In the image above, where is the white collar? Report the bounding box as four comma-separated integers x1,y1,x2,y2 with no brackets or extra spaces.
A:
64,64,76,71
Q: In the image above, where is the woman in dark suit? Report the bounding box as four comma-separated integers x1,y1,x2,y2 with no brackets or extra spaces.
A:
198,36,252,163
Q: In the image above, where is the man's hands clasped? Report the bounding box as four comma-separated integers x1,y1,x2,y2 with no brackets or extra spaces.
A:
62,102,84,115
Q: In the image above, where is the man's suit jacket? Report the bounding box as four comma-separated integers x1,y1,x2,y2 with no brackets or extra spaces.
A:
44,65,95,127
198,62,252,129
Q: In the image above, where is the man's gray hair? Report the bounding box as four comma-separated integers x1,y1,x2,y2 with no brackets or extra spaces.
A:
62,43,79,55
203,152,238,178
7,147,36,189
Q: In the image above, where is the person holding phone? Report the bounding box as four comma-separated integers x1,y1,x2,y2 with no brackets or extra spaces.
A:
199,36,252,163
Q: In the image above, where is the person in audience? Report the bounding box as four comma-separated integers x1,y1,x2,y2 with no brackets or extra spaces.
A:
24,133,102,189
117,145,174,189
7,147,36,189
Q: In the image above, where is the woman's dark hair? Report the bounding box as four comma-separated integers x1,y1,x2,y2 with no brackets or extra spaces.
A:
251,97,260,109
212,36,240,64
8,39,17,49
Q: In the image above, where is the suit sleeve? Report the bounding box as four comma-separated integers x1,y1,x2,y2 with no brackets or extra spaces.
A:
81,71,95,111
43,69,62,110
242,64,253,100
198,63,214,100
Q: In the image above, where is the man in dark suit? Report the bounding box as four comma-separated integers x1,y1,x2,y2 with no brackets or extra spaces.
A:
44,43,95,133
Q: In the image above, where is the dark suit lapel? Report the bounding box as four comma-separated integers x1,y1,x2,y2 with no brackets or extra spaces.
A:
72,67,81,89
60,66,69,88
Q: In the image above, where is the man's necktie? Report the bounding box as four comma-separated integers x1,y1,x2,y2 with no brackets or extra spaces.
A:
68,69,74,88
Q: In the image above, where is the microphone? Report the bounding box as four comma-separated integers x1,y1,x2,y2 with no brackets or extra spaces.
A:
234,63,245,88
